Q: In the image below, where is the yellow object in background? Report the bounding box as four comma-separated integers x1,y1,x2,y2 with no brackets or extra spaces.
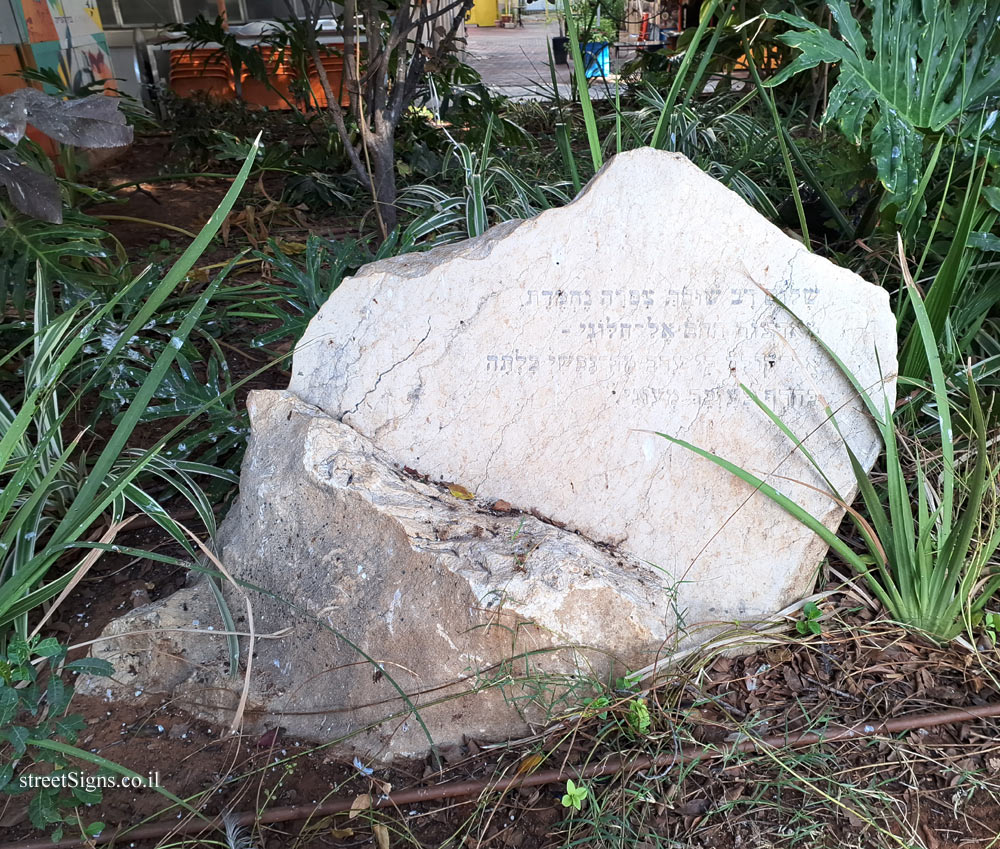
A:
466,0,498,27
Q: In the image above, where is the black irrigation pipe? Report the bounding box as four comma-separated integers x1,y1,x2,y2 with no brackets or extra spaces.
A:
5,702,1000,849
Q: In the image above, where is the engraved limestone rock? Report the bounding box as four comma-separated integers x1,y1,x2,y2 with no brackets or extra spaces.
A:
87,149,896,758
291,148,897,624
84,390,673,758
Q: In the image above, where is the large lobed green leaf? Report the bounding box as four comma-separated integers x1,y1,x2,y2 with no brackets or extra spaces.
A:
767,0,1000,216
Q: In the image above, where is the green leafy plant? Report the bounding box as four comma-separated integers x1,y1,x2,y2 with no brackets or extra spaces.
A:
399,125,572,243
561,778,589,811
766,0,1000,220
796,600,823,636
897,152,998,379
0,636,112,840
0,208,114,313
626,697,651,736
249,235,368,347
176,15,269,102
287,0,475,235
0,138,261,645
0,88,132,225
649,0,723,150
559,0,602,172
570,0,623,46
657,242,1000,642
0,89,132,310
622,87,781,219
58,269,250,472
981,611,1000,645
581,694,611,720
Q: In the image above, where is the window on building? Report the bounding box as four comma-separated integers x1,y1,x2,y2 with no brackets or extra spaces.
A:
117,0,174,25
245,0,302,17
96,0,117,27
180,0,223,21
98,0,310,27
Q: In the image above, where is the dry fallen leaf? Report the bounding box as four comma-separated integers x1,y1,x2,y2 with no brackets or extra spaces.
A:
348,793,371,819
373,823,390,849
516,753,545,775
256,726,282,749
329,827,354,838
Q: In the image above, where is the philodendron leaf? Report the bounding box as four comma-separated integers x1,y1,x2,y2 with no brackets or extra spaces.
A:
0,89,132,148
63,658,113,677
767,0,1000,217
0,152,62,223
0,687,17,726
983,186,1000,213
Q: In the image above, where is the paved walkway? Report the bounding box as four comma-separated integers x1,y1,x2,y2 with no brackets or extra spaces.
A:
464,17,574,100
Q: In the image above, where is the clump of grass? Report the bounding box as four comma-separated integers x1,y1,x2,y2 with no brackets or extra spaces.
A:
658,238,1000,643
0,138,262,650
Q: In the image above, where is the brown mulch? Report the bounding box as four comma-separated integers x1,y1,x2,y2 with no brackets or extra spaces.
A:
656,602,1000,849
4,568,1000,848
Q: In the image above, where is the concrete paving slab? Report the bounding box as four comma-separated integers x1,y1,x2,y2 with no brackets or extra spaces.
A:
464,17,650,100
464,18,576,99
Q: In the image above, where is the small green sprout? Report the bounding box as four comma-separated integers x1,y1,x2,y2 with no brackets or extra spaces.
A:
561,779,588,811
795,601,823,636
582,695,611,720
981,611,1000,644
615,671,642,692
626,697,651,736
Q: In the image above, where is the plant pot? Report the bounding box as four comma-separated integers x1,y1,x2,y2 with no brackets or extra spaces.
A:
552,36,569,65
582,41,610,79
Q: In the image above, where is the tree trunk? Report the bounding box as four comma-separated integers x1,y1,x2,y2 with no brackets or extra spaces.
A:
369,128,398,234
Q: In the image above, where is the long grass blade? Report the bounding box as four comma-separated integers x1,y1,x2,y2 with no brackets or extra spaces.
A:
651,0,722,149
743,34,810,248
560,0,602,173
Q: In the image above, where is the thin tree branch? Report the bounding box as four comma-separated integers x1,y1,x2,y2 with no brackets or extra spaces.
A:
285,0,371,188
391,0,474,124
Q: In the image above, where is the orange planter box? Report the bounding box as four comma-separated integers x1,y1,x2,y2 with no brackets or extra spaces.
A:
168,46,352,110
169,49,235,100
241,47,294,109
308,53,351,109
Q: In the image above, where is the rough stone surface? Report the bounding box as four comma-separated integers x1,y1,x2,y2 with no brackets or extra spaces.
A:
84,390,676,759
290,148,897,624
87,149,897,757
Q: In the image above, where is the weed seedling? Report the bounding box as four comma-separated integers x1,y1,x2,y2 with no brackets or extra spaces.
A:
626,698,652,737
561,779,589,811
581,695,611,720
795,601,823,636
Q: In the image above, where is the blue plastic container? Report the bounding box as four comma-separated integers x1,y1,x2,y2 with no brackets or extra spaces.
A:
582,42,610,78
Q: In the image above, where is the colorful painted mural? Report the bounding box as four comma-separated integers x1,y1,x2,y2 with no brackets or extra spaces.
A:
7,0,116,93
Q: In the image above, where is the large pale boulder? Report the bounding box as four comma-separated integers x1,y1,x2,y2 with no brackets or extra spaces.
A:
85,391,675,758
88,149,896,758
291,148,896,623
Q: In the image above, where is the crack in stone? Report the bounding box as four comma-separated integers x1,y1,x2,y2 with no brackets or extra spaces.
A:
346,320,432,417
339,308,374,393
421,289,502,435
477,392,532,494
